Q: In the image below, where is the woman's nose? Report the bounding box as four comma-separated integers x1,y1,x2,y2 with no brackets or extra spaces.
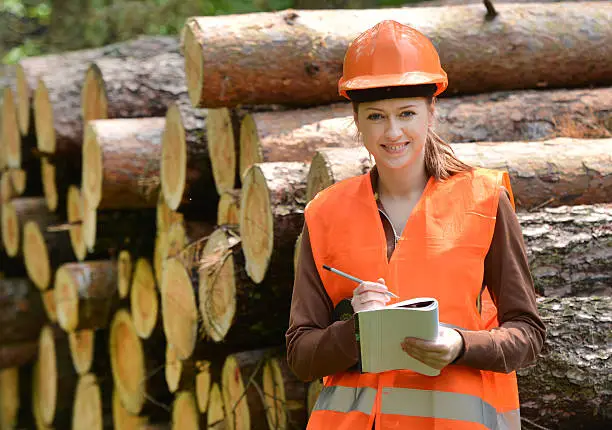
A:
385,118,403,141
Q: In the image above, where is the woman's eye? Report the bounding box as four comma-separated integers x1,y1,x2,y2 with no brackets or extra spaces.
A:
367,113,384,121
400,111,416,118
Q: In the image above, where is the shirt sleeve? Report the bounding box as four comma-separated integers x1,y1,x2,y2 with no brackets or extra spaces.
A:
285,222,360,382
453,188,547,373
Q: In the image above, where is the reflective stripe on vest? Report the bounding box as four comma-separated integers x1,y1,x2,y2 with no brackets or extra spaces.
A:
313,385,520,430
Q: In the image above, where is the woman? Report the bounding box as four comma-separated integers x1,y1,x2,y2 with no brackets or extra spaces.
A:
286,20,546,430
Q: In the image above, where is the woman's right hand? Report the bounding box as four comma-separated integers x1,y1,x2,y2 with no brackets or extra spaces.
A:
351,278,391,312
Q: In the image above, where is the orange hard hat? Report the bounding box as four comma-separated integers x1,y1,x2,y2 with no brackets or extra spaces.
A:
338,20,448,100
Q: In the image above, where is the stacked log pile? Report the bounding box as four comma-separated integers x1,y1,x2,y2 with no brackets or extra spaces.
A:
0,2,611,429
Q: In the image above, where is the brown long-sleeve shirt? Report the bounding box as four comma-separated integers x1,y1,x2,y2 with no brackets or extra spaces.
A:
286,174,546,382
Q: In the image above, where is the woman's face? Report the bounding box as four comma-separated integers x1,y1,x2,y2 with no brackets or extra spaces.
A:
355,97,432,171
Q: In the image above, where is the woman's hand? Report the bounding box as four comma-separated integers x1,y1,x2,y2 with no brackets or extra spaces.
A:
351,278,391,312
401,326,464,370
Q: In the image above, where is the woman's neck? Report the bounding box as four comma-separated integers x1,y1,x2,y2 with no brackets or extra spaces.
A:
376,163,429,202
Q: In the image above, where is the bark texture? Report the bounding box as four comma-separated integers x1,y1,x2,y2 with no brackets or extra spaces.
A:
184,3,612,107
0,278,46,344
0,341,38,369
518,297,611,429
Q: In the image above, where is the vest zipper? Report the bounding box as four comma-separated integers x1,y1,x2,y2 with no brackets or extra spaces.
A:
378,208,400,244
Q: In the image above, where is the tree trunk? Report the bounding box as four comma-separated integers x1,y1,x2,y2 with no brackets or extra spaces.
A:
519,204,612,297
198,229,292,350
0,341,38,369
0,278,46,344
23,220,75,291
82,117,164,210
306,138,612,209
81,51,184,124
1,197,52,258
28,36,179,157
518,296,611,430
54,260,118,332
240,162,309,284
262,356,308,430
160,100,217,219
183,3,612,107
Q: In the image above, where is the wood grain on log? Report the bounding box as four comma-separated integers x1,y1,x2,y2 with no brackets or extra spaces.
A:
54,260,118,332
118,249,133,300
111,388,148,430
518,297,611,429
262,356,307,430
1,197,50,257
130,258,159,339
207,382,227,430
82,118,164,210
41,289,57,323
165,343,195,394
195,360,211,413
1,87,21,168
0,278,46,344
42,155,80,213
72,373,104,430
206,108,242,194
68,329,95,376
0,368,19,429
184,3,612,107
217,190,240,228
171,391,204,430
240,162,309,283
161,101,217,217
23,221,75,291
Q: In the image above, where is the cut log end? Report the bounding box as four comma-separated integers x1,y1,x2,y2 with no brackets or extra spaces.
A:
23,221,51,290
72,373,103,430
118,250,133,299
157,191,183,236
1,201,19,257
240,166,273,284
238,114,263,179
263,359,287,430
112,388,147,430
33,78,55,153
82,197,97,252
172,391,201,430
0,368,19,430
10,169,26,195
81,64,108,123
68,330,95,376
67,186,86,261
208,383,226,430
207,108,237,194
183,24,204,107
131,258,159,339
82,124,103,209
42,289,58,322
110,309,146,415
198,229,236,342
2,87,21,168
161,104,187,211
221,355,251,430
165,344,183,394
306,152,333,202
54,265,80,331
217,190,241,227
195,361,211,413
0,173,13,203
41,157,58,212
15,64,30,136
161,258,198,360
37,326,58,426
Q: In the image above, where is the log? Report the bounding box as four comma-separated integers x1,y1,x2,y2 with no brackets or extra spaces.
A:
262,356,308,430
165,343,196,394
34,325,78,428
195,360,211,413
1,197,51,258
0,342,38,369
29,36,179,156
198,229,292,350
41,155,80,213
118,249,133,300
112,388,148,430
54,260,118,331
0,278,46,344
81,51,184,124
306,138,612,209
1,87,21,169
171,391,205,430
0,366,34,430
68,329,95,376
221,350,273,430
240,162,309,283
66,185,87,261
109,309,171,416
206,108,242,194
156,191,184,236
72,373,104,430
217,190,241,228
207,382,227,430
130,258,159,339
41,289,58,324
160,100,217,218
519,204,612,297
183,3,612,107
518,296,611,429
23,220,75,291
82,117,164,210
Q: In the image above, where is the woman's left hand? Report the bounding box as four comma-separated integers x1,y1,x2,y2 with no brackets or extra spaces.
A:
401,326,464,370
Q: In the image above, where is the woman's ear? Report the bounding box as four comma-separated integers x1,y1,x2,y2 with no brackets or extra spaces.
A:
428,98,437,127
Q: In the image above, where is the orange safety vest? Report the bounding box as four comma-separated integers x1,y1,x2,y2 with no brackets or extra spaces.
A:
304,167,521,430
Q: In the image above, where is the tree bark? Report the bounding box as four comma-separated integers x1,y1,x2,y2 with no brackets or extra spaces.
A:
0,341,38,369
306,138,612,209
161,100,217,219
0,278,46,344
82,117,164,210
183,3,612,107
27,36,179,157
518,296,611,430
240,162,309,284
1,197,52,258
54,260,118,332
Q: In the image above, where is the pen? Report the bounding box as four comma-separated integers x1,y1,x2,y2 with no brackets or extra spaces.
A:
322,265,400,299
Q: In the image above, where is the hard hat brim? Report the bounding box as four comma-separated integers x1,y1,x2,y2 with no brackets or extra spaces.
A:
339,71,448,99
